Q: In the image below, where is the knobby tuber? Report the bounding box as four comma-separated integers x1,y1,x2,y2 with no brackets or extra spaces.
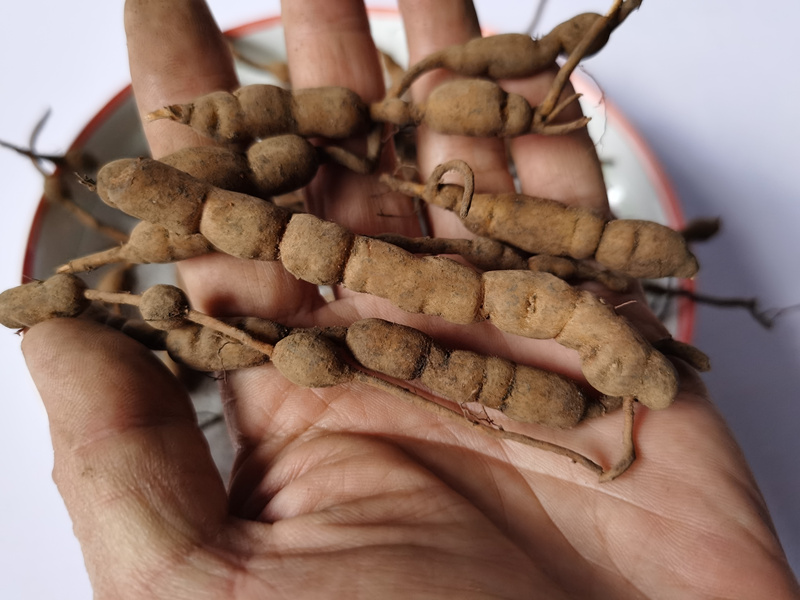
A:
92,301,292,373
345,318,590,428
265,329,610,479
387,0,642,98
90,157,678,410
172,316,289,371
160,144,265,197
149,77,587,147
371,78,588,137
61,135,347,274
375,232,530,272
147,84,370,145
0,273,89,329
162,132,378,194
376,233,632,292
58,221,214,273
380,161,698,279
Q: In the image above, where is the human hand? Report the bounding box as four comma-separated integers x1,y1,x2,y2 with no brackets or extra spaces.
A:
21,0,800,597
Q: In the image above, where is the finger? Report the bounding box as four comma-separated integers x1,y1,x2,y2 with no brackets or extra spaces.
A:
281,0,421,238
398,0,516,236
125,0,238,159
21,319,227,591
125,0,319,319
282,0,383,99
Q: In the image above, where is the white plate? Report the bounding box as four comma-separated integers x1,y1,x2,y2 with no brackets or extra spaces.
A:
23,12,695,476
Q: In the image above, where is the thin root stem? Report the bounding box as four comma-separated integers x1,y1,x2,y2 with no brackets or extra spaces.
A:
84,289,141,307
532,116,591,135
0,138,62,174
57,246,125,274
226,37,290,83
83,289,275,357
186,310,274,357
643,282,800,330
425,160,475,218
525,0,550,36
536,0,623,125
352,371,604,478
52,188,129,244
544,92,583,125
598,396,636,482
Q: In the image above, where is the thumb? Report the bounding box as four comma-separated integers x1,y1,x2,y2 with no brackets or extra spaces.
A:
22,318,227,592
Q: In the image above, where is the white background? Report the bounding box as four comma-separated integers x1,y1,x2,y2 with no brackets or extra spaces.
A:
1,1,798,597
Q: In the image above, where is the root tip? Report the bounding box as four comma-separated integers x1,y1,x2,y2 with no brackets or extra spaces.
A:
598,452,635,482
145,105,188,124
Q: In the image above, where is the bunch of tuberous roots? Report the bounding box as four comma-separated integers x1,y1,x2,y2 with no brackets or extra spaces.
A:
1,0,708,481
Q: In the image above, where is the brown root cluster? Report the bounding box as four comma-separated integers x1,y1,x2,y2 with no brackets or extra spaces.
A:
2,0,708,482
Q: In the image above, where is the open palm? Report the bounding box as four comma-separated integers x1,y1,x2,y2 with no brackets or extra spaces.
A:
22,0,798,598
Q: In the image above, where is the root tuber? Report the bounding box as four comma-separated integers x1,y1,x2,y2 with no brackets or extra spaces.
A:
345,318,591,428
0,273,89,329
371,78,589,137
387,0,643,98
146,84,370,145
381,161,698,279
87,157,678,409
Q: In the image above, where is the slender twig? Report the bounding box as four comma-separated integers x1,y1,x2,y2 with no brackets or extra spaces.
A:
425,160,474,218
598,396,636,482
27,109,57,175
643,282,800,330
186,310,275,357
525,0,549,36
353,371,604,477
83,288,275,357
536,0,623,124
0,138,64,174
226,37,290,83
84,289,140,306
